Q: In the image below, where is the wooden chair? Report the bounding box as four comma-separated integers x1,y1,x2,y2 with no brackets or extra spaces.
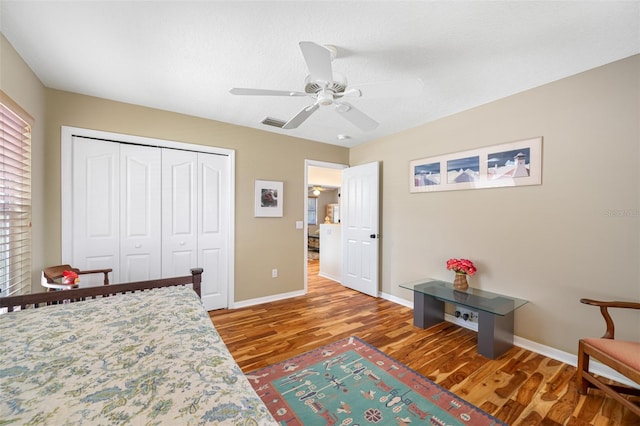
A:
42,264,112,291
577,298,640,416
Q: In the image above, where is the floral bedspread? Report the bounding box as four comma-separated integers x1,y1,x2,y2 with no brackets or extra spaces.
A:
0,286,277,425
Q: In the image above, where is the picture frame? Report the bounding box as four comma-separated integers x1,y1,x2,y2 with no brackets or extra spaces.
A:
255,179,283,217
409,137,542,193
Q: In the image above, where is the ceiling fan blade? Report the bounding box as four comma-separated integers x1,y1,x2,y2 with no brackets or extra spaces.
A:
334,102,379,132
282,103,320,129
299,41,333,84
343,79,424,98
229,88,307,97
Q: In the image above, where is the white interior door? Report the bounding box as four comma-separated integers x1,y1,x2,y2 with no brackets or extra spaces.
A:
161,149,198,279
63,126,234,309
197,153,229,310
72,138,162,285
71,136,120,286
341,161,380,297
120,144,161,282
161,150,229,310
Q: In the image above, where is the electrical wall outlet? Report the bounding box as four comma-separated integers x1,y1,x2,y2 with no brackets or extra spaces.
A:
271,268,278,278
454,306,478,322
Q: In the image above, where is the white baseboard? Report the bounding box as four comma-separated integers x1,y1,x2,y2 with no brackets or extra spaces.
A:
317,272,341,283
381,291,412,308
231,289,305,309
379,291,637,389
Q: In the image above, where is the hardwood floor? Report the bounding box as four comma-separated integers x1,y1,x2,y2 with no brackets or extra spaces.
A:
209,260,639,425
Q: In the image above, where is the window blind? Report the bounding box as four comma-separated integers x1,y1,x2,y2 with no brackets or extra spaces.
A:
0,92,32,297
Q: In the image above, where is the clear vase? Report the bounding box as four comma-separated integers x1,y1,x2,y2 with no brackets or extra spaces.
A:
453,273,469,291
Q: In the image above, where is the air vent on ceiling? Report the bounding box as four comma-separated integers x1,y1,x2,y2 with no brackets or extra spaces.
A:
261,117,287,128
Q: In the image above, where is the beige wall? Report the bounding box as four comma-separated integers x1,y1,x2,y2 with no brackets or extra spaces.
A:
0,34,47,292
350,55,640,354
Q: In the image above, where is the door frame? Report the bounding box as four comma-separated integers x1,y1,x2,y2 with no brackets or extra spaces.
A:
61,126,236,307
304,159,348,293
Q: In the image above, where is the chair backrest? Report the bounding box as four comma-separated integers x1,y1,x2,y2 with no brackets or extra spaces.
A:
42,264,79,283
42,264,112,288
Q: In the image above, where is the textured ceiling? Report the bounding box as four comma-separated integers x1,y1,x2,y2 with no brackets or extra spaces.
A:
1,1,638,147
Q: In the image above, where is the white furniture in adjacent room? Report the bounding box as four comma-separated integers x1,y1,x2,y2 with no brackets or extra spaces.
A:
326,203,340,223
319,223,341,282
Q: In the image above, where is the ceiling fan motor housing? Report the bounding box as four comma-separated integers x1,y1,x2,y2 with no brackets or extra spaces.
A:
304,73,347,96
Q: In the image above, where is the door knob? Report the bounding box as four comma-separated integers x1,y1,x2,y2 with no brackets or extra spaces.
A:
370,234,379,239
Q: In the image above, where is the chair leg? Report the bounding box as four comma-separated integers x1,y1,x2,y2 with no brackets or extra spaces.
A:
577,340,590,395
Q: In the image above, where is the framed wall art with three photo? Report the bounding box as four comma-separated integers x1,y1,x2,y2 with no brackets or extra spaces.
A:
409,137,542,193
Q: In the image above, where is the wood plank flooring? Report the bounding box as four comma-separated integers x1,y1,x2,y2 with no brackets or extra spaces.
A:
209,260,639,425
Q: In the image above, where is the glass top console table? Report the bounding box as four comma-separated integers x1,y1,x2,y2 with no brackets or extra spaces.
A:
400,279,528,359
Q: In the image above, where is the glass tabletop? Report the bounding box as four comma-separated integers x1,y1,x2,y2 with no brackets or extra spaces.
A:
400,278,528,316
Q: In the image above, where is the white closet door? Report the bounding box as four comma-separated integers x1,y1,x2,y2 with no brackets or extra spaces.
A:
161,149,198,278
71,137,120,286
198,153,229,310
120,144,161,282
65,129,232,309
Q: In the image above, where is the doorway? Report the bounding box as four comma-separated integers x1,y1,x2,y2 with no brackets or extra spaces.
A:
304,160,347,292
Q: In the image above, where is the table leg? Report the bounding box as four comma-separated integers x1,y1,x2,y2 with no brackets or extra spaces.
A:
413,293,444,329
477,310,514,359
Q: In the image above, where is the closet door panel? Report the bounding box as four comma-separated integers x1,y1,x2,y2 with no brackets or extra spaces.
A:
122,255,155,282
198,153,229,310
120,144,161,282
167,251,194,277
162,150,198,278
72,137,119,286
199,247,221,293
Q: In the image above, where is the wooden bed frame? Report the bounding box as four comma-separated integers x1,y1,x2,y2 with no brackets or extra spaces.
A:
0,268,203,312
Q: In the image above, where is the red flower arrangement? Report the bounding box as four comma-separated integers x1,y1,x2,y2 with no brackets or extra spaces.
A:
446,258,477,276
62,270,79,284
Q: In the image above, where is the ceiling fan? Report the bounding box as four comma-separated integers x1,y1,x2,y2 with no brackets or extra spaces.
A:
229,41,423,132
309,186,331,196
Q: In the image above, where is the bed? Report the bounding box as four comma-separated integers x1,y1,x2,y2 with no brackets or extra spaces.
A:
0,268,277,425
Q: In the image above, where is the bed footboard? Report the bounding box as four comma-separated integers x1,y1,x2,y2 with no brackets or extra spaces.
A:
0,268,203,312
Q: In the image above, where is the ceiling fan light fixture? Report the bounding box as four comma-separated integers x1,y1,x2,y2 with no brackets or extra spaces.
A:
317,91,334,106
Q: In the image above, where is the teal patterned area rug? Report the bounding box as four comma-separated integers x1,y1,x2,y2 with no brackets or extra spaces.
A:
246,336,507,426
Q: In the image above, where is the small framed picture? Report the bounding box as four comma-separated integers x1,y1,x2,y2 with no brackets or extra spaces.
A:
255,180,283,217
